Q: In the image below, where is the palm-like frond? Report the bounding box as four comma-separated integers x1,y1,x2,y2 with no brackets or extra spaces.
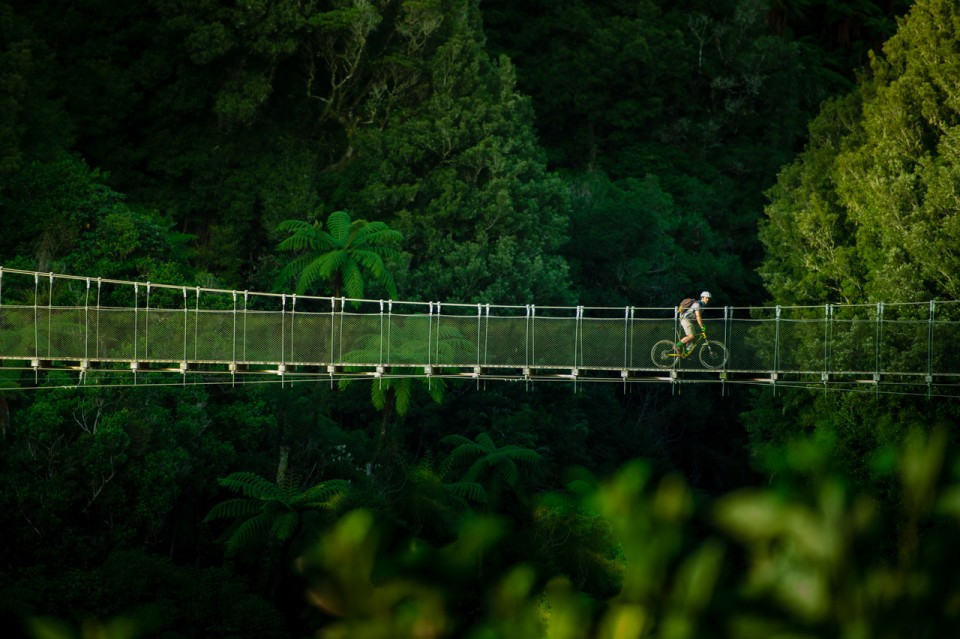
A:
441,432,544,506
224,511,273,556
276,209,402,300
394,377,413,415
341,259,365,298
294,253,344,294
445,481,488,505
487,454,520,488
218,472,286,500
369,378,387,410
475,432,496,451
353,223,403,247
277,220,332,253
270,511,300,542
326,210,354,244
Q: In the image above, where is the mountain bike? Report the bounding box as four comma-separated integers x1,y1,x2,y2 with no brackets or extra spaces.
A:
651,331,728,369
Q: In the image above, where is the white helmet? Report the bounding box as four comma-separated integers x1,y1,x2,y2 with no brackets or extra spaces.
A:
700,291,712,299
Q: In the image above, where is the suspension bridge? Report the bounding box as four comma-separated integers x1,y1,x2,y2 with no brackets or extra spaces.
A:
0,266,958,396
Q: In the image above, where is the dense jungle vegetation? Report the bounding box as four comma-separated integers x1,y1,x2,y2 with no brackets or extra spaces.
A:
3,0,960,637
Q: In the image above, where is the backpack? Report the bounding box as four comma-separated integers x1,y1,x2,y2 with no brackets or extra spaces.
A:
676,297,696,316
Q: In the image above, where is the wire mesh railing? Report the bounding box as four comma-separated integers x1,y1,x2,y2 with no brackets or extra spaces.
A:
1,267,958,390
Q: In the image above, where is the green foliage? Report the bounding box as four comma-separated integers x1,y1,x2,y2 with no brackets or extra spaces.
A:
752,0,960,483
762,0,960,305
441,431,544,511
292,428,960,637
277,209,403,299
334,4,573,304
205,470,350,557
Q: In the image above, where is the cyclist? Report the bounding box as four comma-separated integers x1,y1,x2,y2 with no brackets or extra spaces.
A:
675,291,712,354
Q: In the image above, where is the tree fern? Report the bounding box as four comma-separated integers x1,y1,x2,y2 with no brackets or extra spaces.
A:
277,209,402,300
224,511,274,557
206,471,352,557
218,472,286,500
441,431,544,510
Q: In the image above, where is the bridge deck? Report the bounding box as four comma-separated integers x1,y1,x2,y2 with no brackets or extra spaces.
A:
1,267,958,395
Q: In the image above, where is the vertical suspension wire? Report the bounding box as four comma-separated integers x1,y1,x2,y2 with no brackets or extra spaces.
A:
182,287,188,365
530,305,536,372
84,278,91,365
243,291,249,364
133,282,139,364
194,287,201,362
622,306,630,372
32,273,38,376
524,304,531,374
47,273,54,359
483,304,491,370
338,297,346,364
428,302,434,372
573,306,583,394
96,278,102,361
773,306,781,371
524,304,532,389
329,296,337,370
232,291,238,368
435,302,442,369
476,304,482,372
387,300,393,370
144,282,151,361
823,304,831,379
280,295,287,369
579,308,585,372
0,266,3,309
875,303,884,385
378,300,385,368
573,306,582,372
773,306,781,395
290,294,297,365
927,300,936,398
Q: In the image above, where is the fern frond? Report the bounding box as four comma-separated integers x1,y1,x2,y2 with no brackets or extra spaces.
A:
444,442,487,470
218,472,285,500
394,378,412,416
224,512,272,556
353,224,402,246
493,458,520,488
441,434,473,447
326,211,353,243
370,380,387,410
501,446,544,464
271,511,300,542
276,219,313,233
475,432,495,451
341,260,364,299
446,481,488,505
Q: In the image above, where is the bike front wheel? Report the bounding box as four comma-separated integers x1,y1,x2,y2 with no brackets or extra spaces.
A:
699,340,728,369
651,340,679,369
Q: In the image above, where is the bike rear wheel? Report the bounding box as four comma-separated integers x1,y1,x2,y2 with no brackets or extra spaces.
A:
651,340,679,369
699,340,728,369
